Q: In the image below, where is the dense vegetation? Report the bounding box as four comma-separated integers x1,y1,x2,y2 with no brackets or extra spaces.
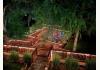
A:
65,57,79,70
3,0,96,54
85,58,96,70
4,61,21,70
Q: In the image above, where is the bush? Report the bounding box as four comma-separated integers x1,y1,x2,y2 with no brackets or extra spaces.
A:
23,53,32,65
65,57,79,70
4,61,21,70
64,42,73,51
9,51,19,63
6,8,28,39
85,58,96,70
52,54,60,70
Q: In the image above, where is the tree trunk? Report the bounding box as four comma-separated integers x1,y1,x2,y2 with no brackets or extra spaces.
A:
3,6,8,34
73,30,79,52
28,15,31,27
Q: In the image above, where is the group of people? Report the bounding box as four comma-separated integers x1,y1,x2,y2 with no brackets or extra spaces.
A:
52,29,64,43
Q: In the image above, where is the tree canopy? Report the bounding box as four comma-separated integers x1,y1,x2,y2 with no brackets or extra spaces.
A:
4,0,96,39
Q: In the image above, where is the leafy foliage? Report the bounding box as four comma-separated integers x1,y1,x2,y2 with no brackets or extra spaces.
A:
52,53,60,70
4,61,21,70
9,51,19,63
64,42,73,51
6,8,28,39
85,58,96,70
23,53,32,64
65,57,79,70
4,0,95,39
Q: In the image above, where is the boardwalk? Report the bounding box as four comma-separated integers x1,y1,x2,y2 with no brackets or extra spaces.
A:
3,27,96,70
29,56,48,70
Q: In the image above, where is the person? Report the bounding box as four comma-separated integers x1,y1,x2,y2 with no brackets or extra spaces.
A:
61,31,64,38
52,29,60,43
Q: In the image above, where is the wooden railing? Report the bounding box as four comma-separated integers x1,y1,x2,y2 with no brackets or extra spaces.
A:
51,50,96,62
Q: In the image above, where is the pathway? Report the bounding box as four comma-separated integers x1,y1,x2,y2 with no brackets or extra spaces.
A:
29,56,48,70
